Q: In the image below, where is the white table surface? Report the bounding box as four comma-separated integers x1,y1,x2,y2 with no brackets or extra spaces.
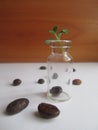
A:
0,62,98,130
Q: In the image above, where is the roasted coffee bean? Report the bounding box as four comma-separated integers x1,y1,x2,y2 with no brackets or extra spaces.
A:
38,103,60,119
37,79,45,84
73,68,76,72
72,79,82,85
39,66,47,70
50,86,63,96
6,98,29,115
12,79,22,86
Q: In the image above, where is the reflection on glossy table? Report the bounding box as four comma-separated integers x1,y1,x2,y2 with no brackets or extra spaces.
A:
0,63,98,130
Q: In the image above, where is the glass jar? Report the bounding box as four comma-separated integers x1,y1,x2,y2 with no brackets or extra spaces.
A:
47,40,73,102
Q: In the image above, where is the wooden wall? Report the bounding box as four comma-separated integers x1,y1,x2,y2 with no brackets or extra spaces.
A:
0,0,98,62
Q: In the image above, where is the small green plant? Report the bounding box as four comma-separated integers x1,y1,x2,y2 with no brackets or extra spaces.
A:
45,25,69,45
45,25,69,54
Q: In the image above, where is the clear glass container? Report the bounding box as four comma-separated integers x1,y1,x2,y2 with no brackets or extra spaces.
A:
47,40,73,102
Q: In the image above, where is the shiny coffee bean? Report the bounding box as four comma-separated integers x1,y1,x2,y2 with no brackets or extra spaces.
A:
73,68,76,72
37,79,45,84
6,98,29,115
38,103,60,119
50,86,63,96
39,66,47,70
72,79,82,85
12,79,22,86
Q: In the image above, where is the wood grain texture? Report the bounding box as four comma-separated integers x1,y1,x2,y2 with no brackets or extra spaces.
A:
0,0,98,62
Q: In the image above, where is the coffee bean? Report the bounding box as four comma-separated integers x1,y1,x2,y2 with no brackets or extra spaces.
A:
12,79,22,86
73,68,76,72
6,98,29,115
52,73,58,79
39,66,47,70
72,79,82,85
37,79,45,84
38,103,60,119
50,86,63,96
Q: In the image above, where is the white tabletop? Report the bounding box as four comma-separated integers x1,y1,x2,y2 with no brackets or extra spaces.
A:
0,63,98,130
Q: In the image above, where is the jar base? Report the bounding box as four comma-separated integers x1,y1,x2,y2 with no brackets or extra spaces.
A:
47,91,71,102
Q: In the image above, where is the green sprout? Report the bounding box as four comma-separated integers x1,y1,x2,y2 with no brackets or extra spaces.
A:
45,25,69,54
45,25,69,45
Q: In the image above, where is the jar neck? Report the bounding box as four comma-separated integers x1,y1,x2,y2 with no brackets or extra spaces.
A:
51,47,70,55
50,40,72,55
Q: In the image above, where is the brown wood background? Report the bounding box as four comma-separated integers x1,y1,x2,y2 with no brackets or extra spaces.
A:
0,0,98,62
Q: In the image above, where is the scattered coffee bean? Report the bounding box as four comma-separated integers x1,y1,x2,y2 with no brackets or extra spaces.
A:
50,86,63,96
72,79,82,85
52,73,58,79
6,98,29,115
38,103,60,119
12,79,22,86
39,66,47,70
73,68,76,72
37,79,45,84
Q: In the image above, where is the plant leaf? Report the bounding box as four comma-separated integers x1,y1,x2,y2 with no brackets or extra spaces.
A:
44,39,52,45
60,29,69,34
48,30,55,34
48,26,59,34
52,26,59,32
58,29,69,39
